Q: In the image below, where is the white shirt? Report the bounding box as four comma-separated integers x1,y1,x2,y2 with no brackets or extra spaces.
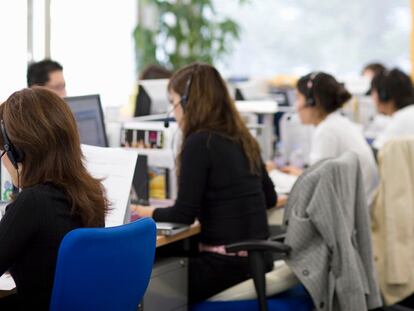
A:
373,105,414,150
310,112,379,205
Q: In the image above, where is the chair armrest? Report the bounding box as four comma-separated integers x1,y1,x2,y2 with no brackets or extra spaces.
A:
225,240,291,255
269,233,286,242
226,239,291,310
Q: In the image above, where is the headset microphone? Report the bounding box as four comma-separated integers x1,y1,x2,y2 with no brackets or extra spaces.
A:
164,68,195,128
164,109,173,128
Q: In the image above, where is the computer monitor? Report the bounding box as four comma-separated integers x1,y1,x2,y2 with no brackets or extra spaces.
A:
134,85,151,117
131,154,150,206
136,79,169,115
65,94,109,147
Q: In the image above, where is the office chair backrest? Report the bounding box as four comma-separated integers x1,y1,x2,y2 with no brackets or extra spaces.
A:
49,217,156,311
283,152,382,310
372,137,414,305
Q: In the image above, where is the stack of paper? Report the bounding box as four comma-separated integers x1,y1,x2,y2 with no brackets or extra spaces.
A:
81,145,138,227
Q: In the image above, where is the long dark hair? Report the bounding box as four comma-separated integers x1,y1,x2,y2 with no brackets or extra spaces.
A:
0,87,109,227
168,62,262,175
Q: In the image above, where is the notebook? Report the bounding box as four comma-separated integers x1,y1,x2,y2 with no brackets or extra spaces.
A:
156,222,189,236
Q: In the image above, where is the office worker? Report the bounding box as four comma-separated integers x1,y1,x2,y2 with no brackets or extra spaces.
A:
0,88,108,310
281,72,378,205
361,62,386,82
361,62,386,96
133,63,278,303
27,59,67,97
371,68,414,150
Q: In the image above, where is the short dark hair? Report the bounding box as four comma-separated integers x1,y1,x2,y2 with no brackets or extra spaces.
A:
362,62,386,76
27,59,63,87
297,72,352,114
371,68,414,110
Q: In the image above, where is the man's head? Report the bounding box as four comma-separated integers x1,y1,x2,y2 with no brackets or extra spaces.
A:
27,59,66,97
371,68,414,115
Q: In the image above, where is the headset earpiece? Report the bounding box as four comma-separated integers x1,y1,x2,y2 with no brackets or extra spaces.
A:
1,120,24,169
180,74,193,110
306,72,319,107
378,89,389,102
377,70,391,102
164,68,195,127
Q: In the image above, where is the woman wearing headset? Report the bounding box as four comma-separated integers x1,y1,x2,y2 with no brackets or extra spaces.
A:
278,72,378,205
0,87,108,310
133,63,278,303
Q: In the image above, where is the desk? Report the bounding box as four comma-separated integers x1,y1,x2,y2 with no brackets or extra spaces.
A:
130,208,201,248
156,223,201,248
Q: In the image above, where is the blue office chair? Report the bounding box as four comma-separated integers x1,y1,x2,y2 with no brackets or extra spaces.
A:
191,239,313,311
49,217,156,311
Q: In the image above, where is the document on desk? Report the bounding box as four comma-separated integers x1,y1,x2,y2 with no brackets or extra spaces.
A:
81,144,138,227
0,273,15,290
269,169,298,194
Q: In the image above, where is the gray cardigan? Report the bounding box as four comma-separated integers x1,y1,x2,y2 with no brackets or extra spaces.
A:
283,152,382,311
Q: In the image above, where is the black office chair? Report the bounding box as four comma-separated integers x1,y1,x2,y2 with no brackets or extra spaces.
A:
225,237,292,311
191,233,313,311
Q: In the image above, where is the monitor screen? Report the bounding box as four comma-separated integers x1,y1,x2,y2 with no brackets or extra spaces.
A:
138,79,169,114
132,154,150,206
65,95,108,147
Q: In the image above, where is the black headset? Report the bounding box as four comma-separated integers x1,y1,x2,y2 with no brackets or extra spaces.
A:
164,69,194,128
305,72,320,107
377,71,390,102
179,71,194,111
1,120,25,169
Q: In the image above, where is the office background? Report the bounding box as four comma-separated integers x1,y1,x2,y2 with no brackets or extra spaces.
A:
0,0,411,107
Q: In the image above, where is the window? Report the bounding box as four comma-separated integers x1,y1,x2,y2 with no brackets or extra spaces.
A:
50,0,137,108
214,0,411,77
0,2,27,102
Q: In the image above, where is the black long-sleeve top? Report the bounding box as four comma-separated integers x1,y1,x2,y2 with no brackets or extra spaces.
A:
0,183,83,310
153,131,277,245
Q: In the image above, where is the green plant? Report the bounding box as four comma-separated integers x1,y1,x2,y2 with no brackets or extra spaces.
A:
133,0,247,72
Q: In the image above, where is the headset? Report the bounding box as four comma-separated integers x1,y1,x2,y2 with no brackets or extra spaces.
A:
0,120,25,169
179,71,194,111
377,70,390,102
164,69,195,128
305,72,320,107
